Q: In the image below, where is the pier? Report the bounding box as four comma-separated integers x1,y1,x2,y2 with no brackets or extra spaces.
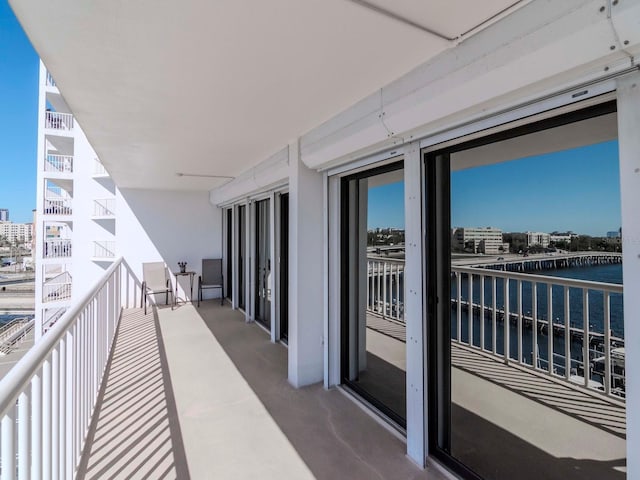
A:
453,252,622,272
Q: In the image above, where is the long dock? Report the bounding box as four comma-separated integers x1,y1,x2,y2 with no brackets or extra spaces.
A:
454,252,622,272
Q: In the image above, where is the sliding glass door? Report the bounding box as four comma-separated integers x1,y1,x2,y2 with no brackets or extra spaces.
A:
255,199,271,329
279,193,289,341
427,102,626,480
238,205,246,310
341,160,407,427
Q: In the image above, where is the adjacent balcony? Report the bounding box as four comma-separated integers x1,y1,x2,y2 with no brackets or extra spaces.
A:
92,159,109,178
43,154,73,175
43,239,72,259
42,271,72,303
45,71,56,88
43,197,72,216
44,111,73,132
93,241,115,260
92,199,115,219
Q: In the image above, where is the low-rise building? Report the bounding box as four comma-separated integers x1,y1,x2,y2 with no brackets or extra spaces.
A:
452,227,504,254
526,231,551,248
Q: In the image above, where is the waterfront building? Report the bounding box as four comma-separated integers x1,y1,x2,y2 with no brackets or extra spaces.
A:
0,209,8,222
0,221,33,246
452,227,504,254
608,230,622,238
549,231,577,243
4,1,640,479
526,231,551,248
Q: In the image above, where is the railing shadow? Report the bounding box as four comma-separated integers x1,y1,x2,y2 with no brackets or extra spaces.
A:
76,307,189,479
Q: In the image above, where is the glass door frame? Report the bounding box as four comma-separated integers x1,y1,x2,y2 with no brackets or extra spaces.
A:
424,99,619,479
339,158,407,429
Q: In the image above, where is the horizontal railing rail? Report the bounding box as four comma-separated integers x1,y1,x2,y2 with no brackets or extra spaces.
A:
451,265,624,400
44,111,73,131
92,199,115,217
43,239,72,259
0,258,140,479
44,154,73,174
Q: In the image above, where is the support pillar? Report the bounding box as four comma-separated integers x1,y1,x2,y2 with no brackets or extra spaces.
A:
288,140,325,387
617,72,640,479
405,142,427,467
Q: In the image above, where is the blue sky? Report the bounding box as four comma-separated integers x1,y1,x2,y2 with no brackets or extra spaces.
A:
0,2,38,224
368,140,621,236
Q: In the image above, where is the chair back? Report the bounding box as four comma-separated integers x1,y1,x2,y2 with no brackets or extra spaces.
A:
202,259,223,285
143,262,169,290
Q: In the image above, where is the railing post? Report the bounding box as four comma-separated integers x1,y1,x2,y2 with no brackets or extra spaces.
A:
456,273,462,342
517,280,523,364
480,275,485,351
532,283,538,369
31,371,42,479
18,390,31,480
503,278,510,362
492,276,497,355
564,286,571,380
468,273,473,346
604,291,611,395
1,404,17,480
547,284,553,375
43,357,52,480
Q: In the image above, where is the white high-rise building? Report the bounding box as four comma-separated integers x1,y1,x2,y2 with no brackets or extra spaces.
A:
34,62,117,338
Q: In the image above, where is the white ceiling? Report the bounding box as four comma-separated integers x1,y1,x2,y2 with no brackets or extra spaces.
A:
12,0,523,191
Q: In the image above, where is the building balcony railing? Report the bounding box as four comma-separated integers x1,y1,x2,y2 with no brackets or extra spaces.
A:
45,111,73,132
44,154,73,174
0,259,138,479
93,199,115,218
45,71,56,87
42,271,72,303
366,257,625,400
43,239,72,259
93,159,108,177
43,198,72,216
93,241,115,259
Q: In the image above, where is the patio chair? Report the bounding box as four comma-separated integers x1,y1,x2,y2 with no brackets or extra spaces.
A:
141,262,174,314
198,258,224,307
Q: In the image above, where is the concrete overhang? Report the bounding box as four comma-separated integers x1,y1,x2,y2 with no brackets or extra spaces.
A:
10,0,527,191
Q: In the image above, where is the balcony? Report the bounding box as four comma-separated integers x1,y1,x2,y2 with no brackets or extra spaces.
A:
92,159,108,178
92,199,115,219
0,260,447,479
43,197,72,216
43,239,72,259
42,271,72,303
43,154,73,175
44,111,73,132
45,71,56,88
92,241,115,260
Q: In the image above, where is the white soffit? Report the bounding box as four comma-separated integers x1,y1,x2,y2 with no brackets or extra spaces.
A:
10,0,526,191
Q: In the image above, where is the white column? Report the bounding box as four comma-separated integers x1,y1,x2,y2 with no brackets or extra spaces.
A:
326,175,341,387
404,143,427,467
288,139,324,387
245,200,252,322
616,72,640,480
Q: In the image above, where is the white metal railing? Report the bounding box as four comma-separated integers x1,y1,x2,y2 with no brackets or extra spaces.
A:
0,258,140,479
93,159,108,177
43,239,72,259
44,155,73,174
93,241,115,259
92,199,115,218
42,309,67,335
43,272,72,303
45,72,56,87
44,198,72,216
45,111,73,131
451,265,625,399
0,319,34,356
367,257,405,322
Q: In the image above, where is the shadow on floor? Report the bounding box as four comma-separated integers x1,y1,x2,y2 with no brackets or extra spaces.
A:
77,307,190,480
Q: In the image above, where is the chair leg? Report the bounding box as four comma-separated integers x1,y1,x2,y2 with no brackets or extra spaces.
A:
144,291,147,315
197,286,200,307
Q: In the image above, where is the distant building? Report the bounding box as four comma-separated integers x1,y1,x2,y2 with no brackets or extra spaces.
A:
452,227,504,254
0,209,8,222
607,230,621,238
0,221,33,245
526,231,551,248
549,231,577,243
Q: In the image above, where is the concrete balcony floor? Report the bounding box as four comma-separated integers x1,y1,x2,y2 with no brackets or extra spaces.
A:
77,303,448,480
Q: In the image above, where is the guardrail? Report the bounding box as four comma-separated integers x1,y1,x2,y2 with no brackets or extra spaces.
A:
367,257,405,322
45,72,56,87
93,159,108,177
44,111,73,131
43,198,72,216
0,258,140,479
0,319,34,356
43,239,72,259
93,241,115,259
43,272,72,303
451,266,624,399
44,154,73,174
93,199,115,218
